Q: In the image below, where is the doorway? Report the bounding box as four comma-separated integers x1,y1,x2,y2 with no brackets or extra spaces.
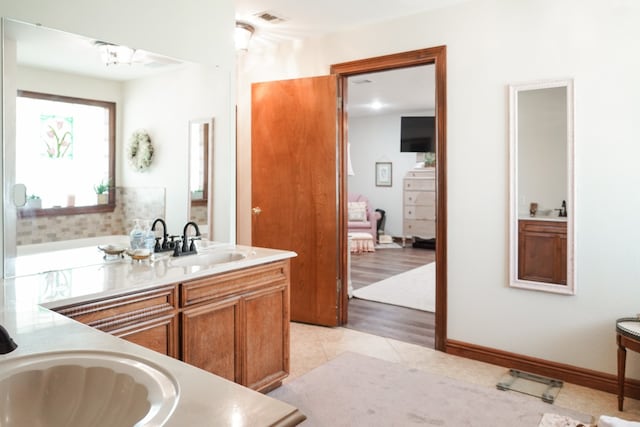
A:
250,46,447,350
344,64,437,347
332,46,447,351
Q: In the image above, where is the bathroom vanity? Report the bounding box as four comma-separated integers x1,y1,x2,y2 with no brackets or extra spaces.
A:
52,257,291,392
0,243,303,426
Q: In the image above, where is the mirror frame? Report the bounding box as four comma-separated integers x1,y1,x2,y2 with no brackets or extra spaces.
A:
508,78,575,295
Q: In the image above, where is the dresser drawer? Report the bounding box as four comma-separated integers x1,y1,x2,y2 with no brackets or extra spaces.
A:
404,191,435,206
404,206,435,220
405,168,435,179
403,219,436,238
404,178,435,191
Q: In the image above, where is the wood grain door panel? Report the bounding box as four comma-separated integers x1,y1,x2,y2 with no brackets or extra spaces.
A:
113,314,178,357
252,75,340,326
244,285,288,391
181,298,241,382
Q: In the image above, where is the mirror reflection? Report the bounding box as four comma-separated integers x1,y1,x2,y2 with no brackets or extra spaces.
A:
3,18,222,277
189,118,212,225
509,79,575,294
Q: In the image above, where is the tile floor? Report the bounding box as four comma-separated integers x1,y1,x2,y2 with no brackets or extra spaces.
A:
288,322,640,423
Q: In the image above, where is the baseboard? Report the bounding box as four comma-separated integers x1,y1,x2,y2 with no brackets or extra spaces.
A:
446,339,640,400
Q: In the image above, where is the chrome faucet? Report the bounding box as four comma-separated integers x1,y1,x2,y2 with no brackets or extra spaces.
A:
0,324,17,354
174,222,201,257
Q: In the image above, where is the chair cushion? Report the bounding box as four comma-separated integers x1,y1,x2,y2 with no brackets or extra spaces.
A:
348,201,367,222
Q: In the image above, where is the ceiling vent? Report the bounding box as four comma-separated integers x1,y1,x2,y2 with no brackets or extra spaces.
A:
254,11,287,24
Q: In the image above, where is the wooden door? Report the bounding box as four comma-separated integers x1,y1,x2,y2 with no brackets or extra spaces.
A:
252,75,340,326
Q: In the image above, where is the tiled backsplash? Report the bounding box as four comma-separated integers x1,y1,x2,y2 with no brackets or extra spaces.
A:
16,187,166,245
190,204,207,225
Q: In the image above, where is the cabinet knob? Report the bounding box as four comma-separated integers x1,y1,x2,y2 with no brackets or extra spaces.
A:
252,206,262,216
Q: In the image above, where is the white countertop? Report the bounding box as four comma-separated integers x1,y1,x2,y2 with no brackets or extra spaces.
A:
0,243,303,426
519,215,568,222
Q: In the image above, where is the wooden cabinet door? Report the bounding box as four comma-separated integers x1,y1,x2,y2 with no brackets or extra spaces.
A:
243,284,289,392
181,297,242,383
518,220,567,284
113,314,178,357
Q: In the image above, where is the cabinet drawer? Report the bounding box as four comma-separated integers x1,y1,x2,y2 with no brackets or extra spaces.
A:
55,285,177,332
403,219,436,238
404,178,435,191
518,219,567,235
404,205,435,220
404,191,435,206
181,261,288,307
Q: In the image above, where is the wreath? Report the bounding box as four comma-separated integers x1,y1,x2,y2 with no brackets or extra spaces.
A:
128,130,154,171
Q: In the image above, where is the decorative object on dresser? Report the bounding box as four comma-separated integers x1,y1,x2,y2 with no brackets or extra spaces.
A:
402,167,436,247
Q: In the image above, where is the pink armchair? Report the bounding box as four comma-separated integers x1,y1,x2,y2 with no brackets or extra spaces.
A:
347,194,381,242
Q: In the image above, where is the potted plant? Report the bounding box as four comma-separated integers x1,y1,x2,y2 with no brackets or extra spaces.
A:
424,152,436,168
191,188,204,200
94,179,111,204
26,194,41,209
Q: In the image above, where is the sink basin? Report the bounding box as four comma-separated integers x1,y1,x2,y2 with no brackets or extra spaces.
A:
0,350,179,427
169,249,247,268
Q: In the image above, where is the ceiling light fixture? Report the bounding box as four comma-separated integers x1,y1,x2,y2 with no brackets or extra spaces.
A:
370,100,383,110
95,41,135,66
235,22,255,51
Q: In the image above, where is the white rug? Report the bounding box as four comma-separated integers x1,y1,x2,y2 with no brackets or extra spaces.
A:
352,262,435,312
374,242,402,249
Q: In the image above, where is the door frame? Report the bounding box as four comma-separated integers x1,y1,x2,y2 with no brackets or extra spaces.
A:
331,46,448,351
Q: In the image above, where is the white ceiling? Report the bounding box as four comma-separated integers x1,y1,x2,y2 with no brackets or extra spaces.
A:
235,0,452,117
4,19,186,82
235,0,471,46
347,65,435,117
6,1,463,112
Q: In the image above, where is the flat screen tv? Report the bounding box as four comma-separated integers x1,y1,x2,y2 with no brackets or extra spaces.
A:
400,116,435,152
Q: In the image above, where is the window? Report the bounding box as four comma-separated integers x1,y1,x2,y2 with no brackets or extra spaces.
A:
16,91,115,216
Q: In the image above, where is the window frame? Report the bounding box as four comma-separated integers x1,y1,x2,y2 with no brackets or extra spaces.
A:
16,90,116,218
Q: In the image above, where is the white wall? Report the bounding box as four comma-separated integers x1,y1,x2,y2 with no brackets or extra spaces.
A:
122,63,232,240
237,0,640,377
348,113,428,237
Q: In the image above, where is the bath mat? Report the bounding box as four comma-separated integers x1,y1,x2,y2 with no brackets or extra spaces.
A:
352,262,435,311
268,352,592,426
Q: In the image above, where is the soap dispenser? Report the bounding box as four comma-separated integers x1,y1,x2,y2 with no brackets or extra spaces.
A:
129,219,144,250
142,219,156,252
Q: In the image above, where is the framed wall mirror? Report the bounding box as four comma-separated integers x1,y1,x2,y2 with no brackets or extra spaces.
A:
509,79,575,294
2,18,229,277
188,118,212,229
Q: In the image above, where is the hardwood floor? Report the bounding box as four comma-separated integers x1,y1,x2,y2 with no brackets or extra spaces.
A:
346,244,436,348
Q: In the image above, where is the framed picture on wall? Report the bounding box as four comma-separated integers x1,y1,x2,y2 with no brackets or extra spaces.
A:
375,162,392,187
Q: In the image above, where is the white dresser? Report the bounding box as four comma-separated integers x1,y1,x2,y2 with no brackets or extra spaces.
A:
403,167,436,245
